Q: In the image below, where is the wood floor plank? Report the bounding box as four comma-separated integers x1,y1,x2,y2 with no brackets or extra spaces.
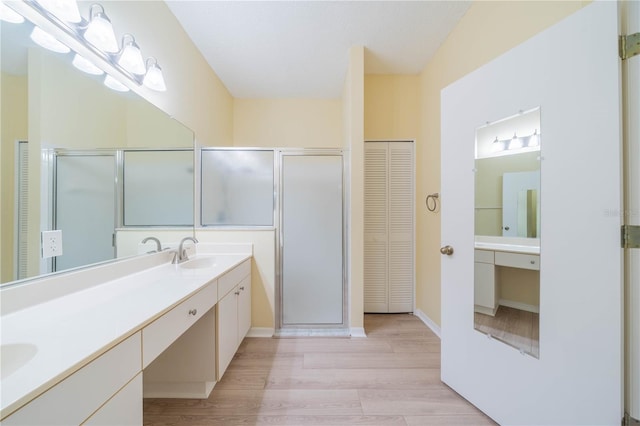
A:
358,388,483,416
304,351,440,369
265,368,442,390
145,389,362,417
404,414,496,425
145,414,408,426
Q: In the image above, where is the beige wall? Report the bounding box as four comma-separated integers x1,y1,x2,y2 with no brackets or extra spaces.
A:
0,73,28,282
75,1,234,147
417,0,587,326
343,46,365,330
364,74,420,141
233,99,342,148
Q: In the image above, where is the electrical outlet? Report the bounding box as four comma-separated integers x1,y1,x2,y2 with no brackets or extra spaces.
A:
42,230,63,258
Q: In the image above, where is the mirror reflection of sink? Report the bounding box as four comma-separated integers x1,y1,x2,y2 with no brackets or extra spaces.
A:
179,256,216,270
1,343,38,379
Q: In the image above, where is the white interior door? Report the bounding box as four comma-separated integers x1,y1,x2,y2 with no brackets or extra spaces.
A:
441,2,622,425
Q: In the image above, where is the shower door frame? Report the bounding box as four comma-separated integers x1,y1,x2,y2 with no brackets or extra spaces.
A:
275,148,349,335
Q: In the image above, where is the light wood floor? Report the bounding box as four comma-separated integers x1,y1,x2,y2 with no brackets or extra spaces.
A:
474,306,540,358
144,314,496,426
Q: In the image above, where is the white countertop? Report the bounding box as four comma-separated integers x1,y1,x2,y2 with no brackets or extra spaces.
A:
0,251,250,420
474,236,540,255
474,242,540,255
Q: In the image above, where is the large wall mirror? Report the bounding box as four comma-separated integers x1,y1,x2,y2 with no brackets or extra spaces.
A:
473,107,541,358
1,13,195,285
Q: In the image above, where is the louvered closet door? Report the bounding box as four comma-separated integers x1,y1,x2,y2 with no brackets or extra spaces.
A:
364,141,414,313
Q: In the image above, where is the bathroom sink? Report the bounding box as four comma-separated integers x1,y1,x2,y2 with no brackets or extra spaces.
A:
179,256,216,270
1,343,38,379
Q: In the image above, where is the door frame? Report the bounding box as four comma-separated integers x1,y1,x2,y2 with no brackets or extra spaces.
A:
275,148,349,335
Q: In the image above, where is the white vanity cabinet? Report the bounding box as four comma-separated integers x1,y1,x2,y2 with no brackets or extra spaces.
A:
474,249,498,316
142,280,218,368
2,333,142,426
216,259,251,379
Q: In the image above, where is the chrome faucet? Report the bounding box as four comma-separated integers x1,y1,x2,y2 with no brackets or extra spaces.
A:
141,236,162,253
175,236,198,263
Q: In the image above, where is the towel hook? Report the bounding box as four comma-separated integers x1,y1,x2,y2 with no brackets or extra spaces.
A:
426,193,439,212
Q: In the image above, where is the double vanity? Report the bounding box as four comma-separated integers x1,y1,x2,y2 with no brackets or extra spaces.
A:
0,243,252,425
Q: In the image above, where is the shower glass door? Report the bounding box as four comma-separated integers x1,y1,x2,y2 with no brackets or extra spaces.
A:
54,153,117,271
280,152,344,328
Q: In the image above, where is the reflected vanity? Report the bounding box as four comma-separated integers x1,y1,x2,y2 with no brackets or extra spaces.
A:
474,108,541,358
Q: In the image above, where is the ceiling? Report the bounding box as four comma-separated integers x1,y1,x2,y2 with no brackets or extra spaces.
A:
165,1,471,99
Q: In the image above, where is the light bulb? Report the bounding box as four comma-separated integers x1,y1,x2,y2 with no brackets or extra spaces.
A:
508,133,522,150
72,53,104,75
143,58,166,91
104,75,129,92
30,27,70,53
528,129,539,147
83,4,118,53
117,34,145,75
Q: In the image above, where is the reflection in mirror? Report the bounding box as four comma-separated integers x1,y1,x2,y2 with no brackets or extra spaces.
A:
473,108,541,358
0,13,194,285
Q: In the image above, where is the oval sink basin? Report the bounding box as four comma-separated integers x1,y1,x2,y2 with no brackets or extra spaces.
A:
1,343,38,379
179,256,216,270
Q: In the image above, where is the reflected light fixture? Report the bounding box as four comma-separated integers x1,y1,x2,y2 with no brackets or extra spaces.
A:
527,129,540,147
143,57,166,92
0,2,25,23
72,53,104,75
83,4,118,53
508,133,522,150
36,0,81,23
491,136,504,152
117,34,145,75
30,26,71,53
104,75,129,92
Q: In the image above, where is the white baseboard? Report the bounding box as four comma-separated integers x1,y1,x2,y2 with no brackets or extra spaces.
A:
350,327,367,337
499,299,539,314
413,309,441,339
247,327,274,338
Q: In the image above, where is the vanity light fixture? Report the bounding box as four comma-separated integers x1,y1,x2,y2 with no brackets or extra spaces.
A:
491,136,505,152
104,74,130,92
508,133,523,150
9,0,167,92
527,129,540,147
35,0,81,23
117,34,145,75
0,2,25,23
142,57,166,92
30,26,70,53
83,4,118,53
72,53,104,75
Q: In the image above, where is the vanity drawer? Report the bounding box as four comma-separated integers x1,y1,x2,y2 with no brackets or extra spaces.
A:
218,259,251,300
495,252,540,271
474,249,494,264
142,282,217,368
3,332,141,426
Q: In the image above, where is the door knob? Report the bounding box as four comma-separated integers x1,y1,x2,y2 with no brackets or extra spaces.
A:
440,245,454,255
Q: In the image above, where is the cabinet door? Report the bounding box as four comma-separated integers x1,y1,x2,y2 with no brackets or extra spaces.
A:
474,262,496,315
237,275,251,341
217,288,238,379
83,373,142,426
